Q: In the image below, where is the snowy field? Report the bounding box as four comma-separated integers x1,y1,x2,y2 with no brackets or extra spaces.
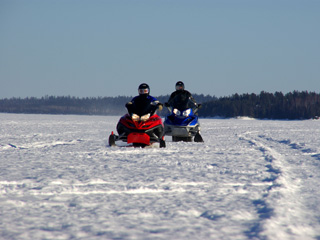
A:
1,113,320,240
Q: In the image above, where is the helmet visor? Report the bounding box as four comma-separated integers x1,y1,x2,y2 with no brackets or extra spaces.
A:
175,85,184,91
139,88,149,94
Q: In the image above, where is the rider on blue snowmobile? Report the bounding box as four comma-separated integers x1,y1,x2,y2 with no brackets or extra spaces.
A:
164,81,203,142
126,83,163,116
166,81,199,110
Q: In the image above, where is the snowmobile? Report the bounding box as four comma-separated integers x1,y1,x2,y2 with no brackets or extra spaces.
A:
108,98,166,148
164,95,204,142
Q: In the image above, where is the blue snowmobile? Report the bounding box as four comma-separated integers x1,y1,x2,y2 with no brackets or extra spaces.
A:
164,95,204,142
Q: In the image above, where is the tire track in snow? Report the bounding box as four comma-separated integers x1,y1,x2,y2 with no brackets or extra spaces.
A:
3,139,84,150
0,179,211,197
260,135,320,163
239,134,280,239
257,134,320,240
239,133,319,240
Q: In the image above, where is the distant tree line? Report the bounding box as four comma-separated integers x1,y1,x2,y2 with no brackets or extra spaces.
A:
0,94,215,116
0,91,319,119
0,96,132,116
199,91,320,120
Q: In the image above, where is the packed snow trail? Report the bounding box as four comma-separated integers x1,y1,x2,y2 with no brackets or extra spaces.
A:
239,130,320,239
1,113,320,240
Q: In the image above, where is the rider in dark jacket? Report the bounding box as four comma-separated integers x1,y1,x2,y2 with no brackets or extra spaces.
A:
166,81,198,109
126,83,163,116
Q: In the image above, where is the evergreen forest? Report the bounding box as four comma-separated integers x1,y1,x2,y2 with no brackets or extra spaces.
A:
1,91,319,120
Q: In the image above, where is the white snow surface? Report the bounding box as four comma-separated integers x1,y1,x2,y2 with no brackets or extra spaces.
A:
1,113,320,240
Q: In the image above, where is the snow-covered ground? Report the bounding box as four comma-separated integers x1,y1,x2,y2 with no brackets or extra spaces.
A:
1,113,320,240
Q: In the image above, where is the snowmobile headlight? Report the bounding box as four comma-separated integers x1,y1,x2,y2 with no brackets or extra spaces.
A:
140,113,150,121
173,109,181,116
132,114,140,121
183,109,191,117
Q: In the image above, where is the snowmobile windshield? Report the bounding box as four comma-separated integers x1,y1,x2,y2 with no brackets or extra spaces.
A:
169,94,197,111
130,97,157,117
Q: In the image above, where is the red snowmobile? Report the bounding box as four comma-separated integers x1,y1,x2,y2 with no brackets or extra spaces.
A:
108,98,166,148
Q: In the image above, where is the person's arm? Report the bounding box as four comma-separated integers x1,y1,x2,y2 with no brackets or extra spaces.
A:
125,96,136,114
187,91,198,107
166,92,176,106
150,96,163,111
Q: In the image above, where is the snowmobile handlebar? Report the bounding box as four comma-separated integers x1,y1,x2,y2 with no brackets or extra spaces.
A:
165,102,201,111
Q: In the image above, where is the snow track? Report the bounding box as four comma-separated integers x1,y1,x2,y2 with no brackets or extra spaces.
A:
1,113,320,240
239,132,320,240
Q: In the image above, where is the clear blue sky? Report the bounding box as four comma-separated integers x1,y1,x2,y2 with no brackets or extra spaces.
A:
1,0,319,98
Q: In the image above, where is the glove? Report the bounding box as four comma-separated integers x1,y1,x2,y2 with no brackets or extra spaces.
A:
157,103,163,111
125,102,133,108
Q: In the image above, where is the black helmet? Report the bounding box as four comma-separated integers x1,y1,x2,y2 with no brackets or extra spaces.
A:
138,83,150,95
175,81,185,91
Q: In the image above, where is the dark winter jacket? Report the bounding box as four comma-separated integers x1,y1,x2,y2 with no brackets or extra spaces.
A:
126,95,162,116
167,90,197,107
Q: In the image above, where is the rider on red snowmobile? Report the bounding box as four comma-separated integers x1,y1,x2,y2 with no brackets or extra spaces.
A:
111,83,165,147
126,83,163,116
